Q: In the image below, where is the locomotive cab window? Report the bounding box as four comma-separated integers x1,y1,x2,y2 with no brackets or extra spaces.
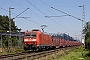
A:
25,33,36,38
25,34,30,38
31,34,36,38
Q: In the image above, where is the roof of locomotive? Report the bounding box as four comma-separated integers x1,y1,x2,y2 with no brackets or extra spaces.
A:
25,29,41,34
32,29,41,31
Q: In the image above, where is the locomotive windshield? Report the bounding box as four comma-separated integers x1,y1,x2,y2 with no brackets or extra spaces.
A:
25,34,30,37
25,33,36,38
31,34,36,37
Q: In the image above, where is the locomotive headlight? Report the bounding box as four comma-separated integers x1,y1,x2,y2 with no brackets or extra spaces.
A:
25,43,26,44
32,39,36,41
24,39,28,41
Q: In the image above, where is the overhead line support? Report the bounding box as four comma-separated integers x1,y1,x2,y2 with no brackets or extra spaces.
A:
13,8,29,19
51,7,83,22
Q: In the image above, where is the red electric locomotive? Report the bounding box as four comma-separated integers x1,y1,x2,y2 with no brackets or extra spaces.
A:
24,29,53,51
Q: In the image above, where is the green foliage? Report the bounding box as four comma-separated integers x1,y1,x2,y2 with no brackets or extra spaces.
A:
83,21,90,54
12,36,18,47
83,21,90,34
0,15,18,32
37,46,90,60
2,36,9,47
56,46,89,60
85,32,90,50
0,15,19,47
15,48,25,53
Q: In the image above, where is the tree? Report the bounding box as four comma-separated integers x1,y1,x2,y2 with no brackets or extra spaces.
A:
0,15,18,32
83,21,90,52
85,32,90,49
0,15,18,47
83,21,90,34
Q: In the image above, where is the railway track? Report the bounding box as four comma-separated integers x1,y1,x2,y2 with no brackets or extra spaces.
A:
0,52,27,60
0,46,78,60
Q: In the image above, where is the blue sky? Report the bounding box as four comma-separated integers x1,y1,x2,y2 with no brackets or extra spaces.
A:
0,0,90,40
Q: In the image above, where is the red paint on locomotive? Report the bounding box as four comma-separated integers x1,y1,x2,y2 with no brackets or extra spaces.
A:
24,29,52,51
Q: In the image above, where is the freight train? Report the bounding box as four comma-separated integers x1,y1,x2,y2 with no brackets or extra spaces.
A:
24,29,81,51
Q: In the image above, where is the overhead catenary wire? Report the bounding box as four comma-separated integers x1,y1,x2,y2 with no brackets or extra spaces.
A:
26,0,67,33
26,0,81,37
40,0,51,14
0,6,59,33
8,0,70,33
51,7,83,35
0,7,40,25
40,0,80,36
13,8,29,19
51,7,83,22
26,0,73,33
25,0,61,32
23,0,61,32
1,0,81,38
7,0,60,32
26,0,45,15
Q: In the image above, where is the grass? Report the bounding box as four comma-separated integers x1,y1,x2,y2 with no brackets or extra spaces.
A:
36,46,90,60
1,46,90,60
0,47,25,55
57,46,90,60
